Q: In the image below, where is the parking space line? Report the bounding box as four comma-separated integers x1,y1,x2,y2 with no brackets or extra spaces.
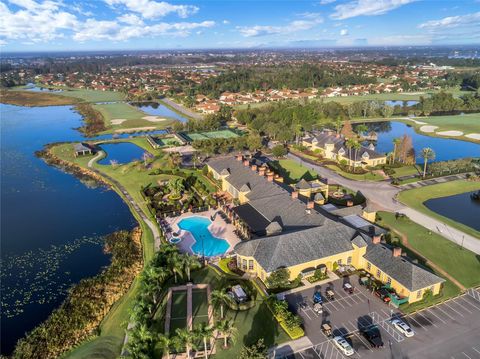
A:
301,308,312,320
472,347,480,355
433,304,456,321
414,311,439,328
405,314,427,331
353,332,373,352
380,309,392,320
459,296,480,311
443,301,465,317
357,292,368,301
451,298,473,314
462,352,471,359
424,307,447,324
326,300,340,312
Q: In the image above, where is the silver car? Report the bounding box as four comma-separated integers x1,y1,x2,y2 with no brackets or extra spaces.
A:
391,319,415,337
333,336,354,356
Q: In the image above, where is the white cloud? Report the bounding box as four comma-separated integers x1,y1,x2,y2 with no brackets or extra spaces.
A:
0,0,79,43
419,12,480,30
104,0,198,19
118,13,144,25
238,17,323,37
320,0,337,4
340,29,349,36
73,19,215,42
331,0,417,20
368,34,432,45
222,20,230,24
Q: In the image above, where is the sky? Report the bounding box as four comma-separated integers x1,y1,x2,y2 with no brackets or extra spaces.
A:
0,0,479,52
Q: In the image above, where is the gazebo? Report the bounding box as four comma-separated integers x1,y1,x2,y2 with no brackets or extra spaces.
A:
73,143,93,157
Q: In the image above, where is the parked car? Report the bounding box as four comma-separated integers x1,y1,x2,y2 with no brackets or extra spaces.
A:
326,289,335,300
343,282,354,294
359,276,369,286
361,325,384,348
375,288,391,303
321,323,332,337
313,302,323,314
391,319,415,337
313,291,323,304
333,336,354,356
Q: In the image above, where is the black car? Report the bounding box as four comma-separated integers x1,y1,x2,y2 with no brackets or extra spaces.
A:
361,325,384,348
375,288,391,303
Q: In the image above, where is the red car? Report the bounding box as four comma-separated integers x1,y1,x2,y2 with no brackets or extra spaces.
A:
375,288,391,303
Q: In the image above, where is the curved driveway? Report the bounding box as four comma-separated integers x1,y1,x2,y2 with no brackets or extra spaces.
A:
287,152,480,255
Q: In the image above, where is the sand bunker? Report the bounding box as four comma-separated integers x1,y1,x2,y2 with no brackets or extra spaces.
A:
436,130,463,137
142,116,169,122
114,127,156,133
111,118,127,125
403,118,427,125
465,133,480,141
419,125,438,133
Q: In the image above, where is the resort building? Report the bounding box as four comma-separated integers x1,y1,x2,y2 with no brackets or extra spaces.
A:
302,132,387,168
206,155,444,304
73,143,93,157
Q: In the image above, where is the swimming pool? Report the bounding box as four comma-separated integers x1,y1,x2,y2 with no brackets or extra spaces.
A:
177,216,230,256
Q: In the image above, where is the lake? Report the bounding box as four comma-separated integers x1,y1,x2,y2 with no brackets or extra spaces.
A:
424,192,480,232
355,121,480,162
130,101,188,123
98,142,146,165
385,100,419,107
0,104,136,354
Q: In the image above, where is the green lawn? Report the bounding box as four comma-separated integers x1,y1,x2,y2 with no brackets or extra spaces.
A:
377,211,480,288
392,165,420,178
269,158,318,184
152,268,289,359
419,113,480,134
325,164,385,181
401,279,461,314
54,88,125,103
398,180,480,238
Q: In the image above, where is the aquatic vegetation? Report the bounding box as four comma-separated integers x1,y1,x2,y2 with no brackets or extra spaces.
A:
1,236,105,319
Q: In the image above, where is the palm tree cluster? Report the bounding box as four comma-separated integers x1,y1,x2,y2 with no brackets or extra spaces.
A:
126,245,201,358
158,319,237,359
13,229,143,359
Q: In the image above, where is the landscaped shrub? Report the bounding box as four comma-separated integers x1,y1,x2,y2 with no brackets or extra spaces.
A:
266,268,291,289
266,295,304,340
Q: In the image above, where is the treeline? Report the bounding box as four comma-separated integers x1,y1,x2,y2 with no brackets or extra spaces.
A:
13,229,143,359
75,103,106,136
444,72,480,91
419,92,480,115
192,134,263,155
173,105,232,132
190,64,375,98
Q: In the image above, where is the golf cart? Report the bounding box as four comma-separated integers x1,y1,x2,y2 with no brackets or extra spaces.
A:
343,282,354,294
313,291,323,304
313,302,323,314
322,323,332,337
326,289,335,300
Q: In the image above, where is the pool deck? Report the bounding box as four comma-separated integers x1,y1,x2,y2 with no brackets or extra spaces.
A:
166,209,240,257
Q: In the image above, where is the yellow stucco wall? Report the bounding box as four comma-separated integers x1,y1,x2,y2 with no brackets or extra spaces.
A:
362,210,376,222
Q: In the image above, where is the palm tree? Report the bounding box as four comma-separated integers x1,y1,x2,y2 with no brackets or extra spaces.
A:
157,333,174,359
181,254,201,282
345,138,354,171
175,328,196,359
216,319,237,348
392,137,401,164
167,178,185,197
194,323,214,359
166,151,182,168
210,289,231,319
351,140,361,171
421,147,436,178
168,253,184,283
334,118,343,134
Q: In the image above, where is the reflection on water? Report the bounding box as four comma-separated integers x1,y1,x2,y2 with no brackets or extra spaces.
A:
130,101,187,123
98,142,147,165
354,121,480,162
0,103,136,354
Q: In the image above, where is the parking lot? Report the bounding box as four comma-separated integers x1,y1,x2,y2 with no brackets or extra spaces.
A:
280,278,480,359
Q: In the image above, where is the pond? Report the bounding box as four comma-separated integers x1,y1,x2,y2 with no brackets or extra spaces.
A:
130,101,188,123
98,142,147,165
0,103,136,355
355,121,480,162
384,100,419,107
424,192,480,232
24,84,63,93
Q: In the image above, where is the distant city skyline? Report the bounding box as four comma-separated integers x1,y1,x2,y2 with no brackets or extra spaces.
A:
1,0,480,52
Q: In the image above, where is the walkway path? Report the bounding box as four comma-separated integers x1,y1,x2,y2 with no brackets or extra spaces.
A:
399,173,469,189
160,98,203,120
287,152,480,254
87,152,161,249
